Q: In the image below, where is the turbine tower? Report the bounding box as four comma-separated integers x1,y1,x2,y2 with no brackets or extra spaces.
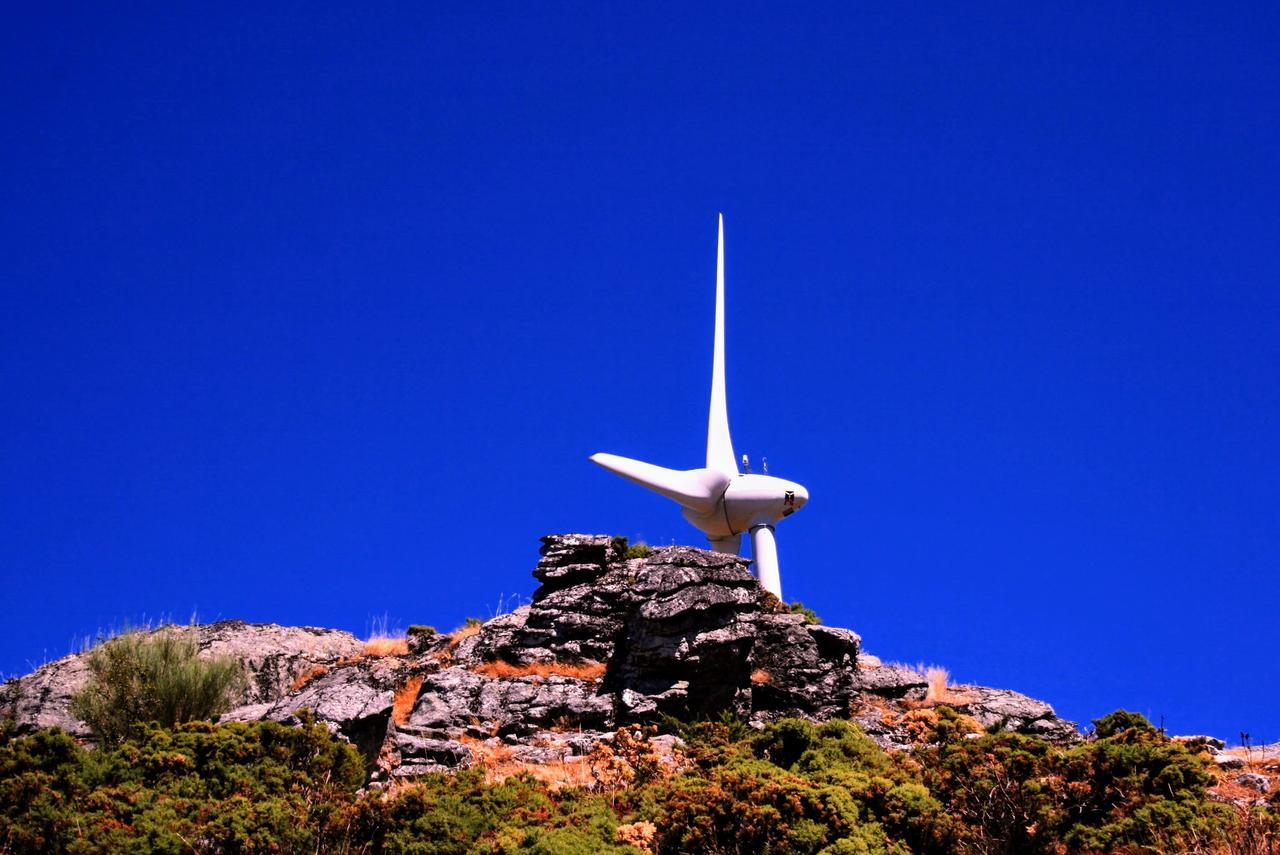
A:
590,215,809,599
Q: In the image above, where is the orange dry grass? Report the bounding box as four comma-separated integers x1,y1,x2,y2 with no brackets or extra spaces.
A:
462,738,608,790
291,638,409,694
924,666,950,703
750,668,771,685
447,622,483,650
289,664,330,693
392,676,423,725
363,636,410,657
502,756,598,789
471,660,607,682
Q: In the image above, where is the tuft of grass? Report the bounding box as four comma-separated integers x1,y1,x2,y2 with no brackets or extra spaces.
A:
447,618,485,651
750,668,771,685
289,664,330,693
392,676,423,725
362,637,410,657
924,666,950,703
471,660,607,682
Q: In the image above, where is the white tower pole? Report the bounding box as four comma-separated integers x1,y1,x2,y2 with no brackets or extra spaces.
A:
750,524,782,600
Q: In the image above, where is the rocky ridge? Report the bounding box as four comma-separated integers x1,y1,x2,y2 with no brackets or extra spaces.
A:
2,534,1079,782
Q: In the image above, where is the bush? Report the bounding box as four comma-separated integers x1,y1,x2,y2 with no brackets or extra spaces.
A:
611,535,654,560
355,769,640,854
0,718,365,854
626,542,653,559
790,601,823,624
406,624,437,636
1091,708,1156,739
70,625,246,745
916,709,1234,854
0,705,1260,854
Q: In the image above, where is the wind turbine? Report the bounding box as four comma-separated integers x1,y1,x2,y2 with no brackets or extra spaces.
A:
590,214,808,599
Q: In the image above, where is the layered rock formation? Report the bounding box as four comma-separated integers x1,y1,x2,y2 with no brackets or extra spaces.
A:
1,534,1079,780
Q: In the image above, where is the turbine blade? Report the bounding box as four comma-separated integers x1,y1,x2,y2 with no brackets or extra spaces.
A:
706,214,738,476
590,453,729,515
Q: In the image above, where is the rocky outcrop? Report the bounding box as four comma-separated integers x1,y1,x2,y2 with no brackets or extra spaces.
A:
2,535,1081,782
1,621,363,739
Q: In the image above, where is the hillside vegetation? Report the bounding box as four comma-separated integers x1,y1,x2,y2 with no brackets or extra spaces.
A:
0,709,1275,854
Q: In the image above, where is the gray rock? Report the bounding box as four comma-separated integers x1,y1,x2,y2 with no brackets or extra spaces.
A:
0,655,93,738
1237,772,1271,794
0,621,362,740
391,725,474,775
2,533,1085,782
1172,734,1226,752
856,665,928,697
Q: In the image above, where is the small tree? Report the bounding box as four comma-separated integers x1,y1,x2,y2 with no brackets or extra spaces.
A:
71,625,246,745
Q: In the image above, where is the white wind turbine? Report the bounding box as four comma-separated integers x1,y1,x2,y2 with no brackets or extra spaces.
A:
590,214,808,599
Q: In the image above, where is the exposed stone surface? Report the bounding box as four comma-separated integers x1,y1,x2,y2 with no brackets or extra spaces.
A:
1237,772,1271,794
2,534,1083,781
1,621,362,740
1173,734,1227,752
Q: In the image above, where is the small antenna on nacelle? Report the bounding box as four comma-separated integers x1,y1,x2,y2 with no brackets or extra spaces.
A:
762,457,768,475
742,454,751,474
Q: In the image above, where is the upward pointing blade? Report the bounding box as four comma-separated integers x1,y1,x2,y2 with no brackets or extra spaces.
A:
706,214,738,476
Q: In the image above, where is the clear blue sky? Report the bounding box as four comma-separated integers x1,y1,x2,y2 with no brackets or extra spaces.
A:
2,4,1276,740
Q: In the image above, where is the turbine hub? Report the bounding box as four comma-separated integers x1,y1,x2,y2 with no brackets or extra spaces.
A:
721,474,809,533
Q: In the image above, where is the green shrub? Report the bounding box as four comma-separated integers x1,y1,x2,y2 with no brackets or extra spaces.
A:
626,542,653,559
406,624,437,636
916,709,1234,854
355,769,639,854
1091,708,1156,739
0,718,364,854
70,625,246,745
611,535,654,560
0,705,1257,854
790,601,823,624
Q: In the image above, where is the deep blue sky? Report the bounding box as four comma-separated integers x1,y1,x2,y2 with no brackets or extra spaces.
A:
2,4,1277,740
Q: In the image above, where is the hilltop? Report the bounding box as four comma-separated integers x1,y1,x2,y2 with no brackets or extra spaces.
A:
2,534,1277,853
3,534,1077,779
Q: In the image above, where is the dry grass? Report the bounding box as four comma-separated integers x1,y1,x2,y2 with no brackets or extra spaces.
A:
459,726,680,793
289,664,330,693
471,660,607,682
289,636,409,694
392,676,423,726
750,668,771,685
363,636,410,657
447,621,483,651
463,747,614,790
924,666,950,703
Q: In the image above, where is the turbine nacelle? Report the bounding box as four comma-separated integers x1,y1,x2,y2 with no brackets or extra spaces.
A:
680,474,810,540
